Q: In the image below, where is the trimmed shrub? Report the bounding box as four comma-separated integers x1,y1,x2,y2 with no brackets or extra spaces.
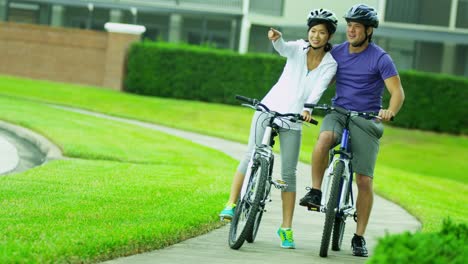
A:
124,41,284,105
124,41,468,134
368,219,468,264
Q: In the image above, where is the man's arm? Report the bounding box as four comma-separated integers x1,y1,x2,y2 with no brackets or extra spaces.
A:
380,75,405,121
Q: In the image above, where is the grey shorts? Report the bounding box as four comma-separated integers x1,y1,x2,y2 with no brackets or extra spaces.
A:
320,110,384,177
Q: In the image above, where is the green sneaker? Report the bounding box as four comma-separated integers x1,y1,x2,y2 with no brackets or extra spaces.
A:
277,228,296,249
219,203,236,221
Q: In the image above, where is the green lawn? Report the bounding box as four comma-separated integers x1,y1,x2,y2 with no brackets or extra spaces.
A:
0,95,236,262
0,74,467,261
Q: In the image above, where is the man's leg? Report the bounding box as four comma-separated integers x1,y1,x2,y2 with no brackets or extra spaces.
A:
348,118,382,257
355,174,373,236
351,173,373,257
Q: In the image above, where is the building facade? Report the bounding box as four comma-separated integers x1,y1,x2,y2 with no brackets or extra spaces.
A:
0,0,467,77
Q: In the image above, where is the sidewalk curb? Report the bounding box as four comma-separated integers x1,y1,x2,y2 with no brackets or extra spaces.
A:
0,120,62,162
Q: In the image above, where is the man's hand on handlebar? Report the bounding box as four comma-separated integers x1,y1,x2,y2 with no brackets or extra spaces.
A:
378,109,395,122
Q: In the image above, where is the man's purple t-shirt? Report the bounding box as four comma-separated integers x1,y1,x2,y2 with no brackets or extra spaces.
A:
330,42,398,112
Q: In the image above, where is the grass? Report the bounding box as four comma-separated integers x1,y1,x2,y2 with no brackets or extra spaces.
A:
0,75,252,143
0,95,236,262
0,74,467,260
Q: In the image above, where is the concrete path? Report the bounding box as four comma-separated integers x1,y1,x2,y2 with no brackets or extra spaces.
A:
0,130,19,174
50,106,421,264
0,106,421,263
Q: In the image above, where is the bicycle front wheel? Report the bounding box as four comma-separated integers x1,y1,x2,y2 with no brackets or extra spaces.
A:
332,164,352,251
331,216,346,251
320,160,345,257
247,156,273,243
228,157,268,249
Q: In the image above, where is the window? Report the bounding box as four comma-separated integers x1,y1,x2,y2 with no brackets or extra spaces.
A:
248,25,272,53
414,41,443,73
89,7,109,31
63,6,88,29
7,1,50,25
454,44,468,77
62,5,109,31
136,12,169,41
183,16,231,48
375,37,415,71
456,0,468,28
385,0,451,27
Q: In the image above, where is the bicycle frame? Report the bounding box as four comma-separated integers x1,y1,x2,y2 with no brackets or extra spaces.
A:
228,95,315,250
304,103,381,257
240,113,281,198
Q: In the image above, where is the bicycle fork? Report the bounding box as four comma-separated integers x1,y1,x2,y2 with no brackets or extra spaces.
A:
320,157,353,215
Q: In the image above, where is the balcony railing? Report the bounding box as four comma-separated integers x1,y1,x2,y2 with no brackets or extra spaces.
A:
17,0,243,14
249,0,283,16
74,0,243,13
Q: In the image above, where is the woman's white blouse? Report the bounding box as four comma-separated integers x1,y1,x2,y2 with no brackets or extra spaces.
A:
261,37,337,130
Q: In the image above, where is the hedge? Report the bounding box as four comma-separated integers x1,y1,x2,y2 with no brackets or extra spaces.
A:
368,219,467,264
124,41,468,134
124,41,283,105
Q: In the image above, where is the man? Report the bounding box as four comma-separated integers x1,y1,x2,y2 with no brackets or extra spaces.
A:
299,4,405,257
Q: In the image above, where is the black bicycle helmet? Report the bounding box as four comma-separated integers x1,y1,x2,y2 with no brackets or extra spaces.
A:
344,4,379,28
307,8,338,34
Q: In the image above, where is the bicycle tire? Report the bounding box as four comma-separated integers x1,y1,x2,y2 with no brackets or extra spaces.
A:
228,157,268,249
320,160,345,257
332,170,351,251
247,156,273,243
246,207,263,243
331,216,346,251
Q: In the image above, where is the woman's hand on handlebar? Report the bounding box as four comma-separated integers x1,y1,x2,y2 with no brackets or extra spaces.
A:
301,110,312,123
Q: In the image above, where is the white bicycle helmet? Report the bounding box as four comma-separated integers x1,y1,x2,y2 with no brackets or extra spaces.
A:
307,8,338,34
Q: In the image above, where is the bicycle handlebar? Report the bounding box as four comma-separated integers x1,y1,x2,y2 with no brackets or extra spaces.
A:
304,103,394,121
235,95,256,105
236,95,318,125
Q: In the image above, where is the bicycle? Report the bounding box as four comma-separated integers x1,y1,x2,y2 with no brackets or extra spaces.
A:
226,95,317,250
303,103,383,257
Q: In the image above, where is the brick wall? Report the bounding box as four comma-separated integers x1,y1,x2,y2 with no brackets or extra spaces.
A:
0,22,139,90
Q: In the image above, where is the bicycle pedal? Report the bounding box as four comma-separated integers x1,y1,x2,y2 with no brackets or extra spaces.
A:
272,179,288,189
307,205,320,212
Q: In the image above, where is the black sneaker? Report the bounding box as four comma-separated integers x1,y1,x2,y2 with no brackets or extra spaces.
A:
299,187,322,209
351,234,368,257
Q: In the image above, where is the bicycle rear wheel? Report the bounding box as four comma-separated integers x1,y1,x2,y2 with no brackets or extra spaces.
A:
228,157,268,249
320,160,345,257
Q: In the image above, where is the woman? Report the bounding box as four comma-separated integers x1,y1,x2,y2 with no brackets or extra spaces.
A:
220,8,338,249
